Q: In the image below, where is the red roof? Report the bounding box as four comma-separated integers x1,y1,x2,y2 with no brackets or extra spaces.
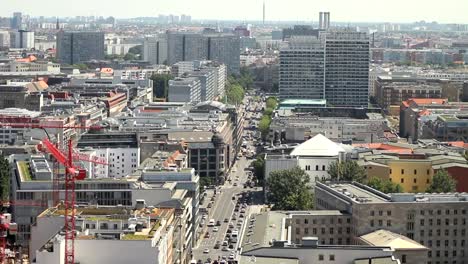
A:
408,98,448,106
352,143,413,154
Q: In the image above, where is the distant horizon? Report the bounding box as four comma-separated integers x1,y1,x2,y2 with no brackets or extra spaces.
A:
1,0,468,24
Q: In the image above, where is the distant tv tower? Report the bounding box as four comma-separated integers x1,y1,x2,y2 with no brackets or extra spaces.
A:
263,0,265,25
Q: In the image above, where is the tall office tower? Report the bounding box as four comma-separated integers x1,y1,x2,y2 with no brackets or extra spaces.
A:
319,12,330,30
143,35,168,65
263,0,266,25
324,31,369,107
279,31,370,107
0,31,11,48
167,32,240,75
13,30,35,49
279,37,325,100
184,33,209,61
11,12,23,30
56,31,105,65
208,34,240,75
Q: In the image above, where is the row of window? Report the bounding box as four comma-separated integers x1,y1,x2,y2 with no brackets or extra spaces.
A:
305,165,326,171
295,218,351,225
420,229,467,237
295,227,351,235
426,239,466,248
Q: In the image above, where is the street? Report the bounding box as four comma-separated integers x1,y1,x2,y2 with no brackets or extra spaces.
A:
192,94,265,263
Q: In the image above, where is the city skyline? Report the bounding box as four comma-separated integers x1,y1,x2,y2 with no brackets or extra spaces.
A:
2,0,468,24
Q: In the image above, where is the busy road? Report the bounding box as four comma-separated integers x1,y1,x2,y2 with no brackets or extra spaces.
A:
192,94,265,264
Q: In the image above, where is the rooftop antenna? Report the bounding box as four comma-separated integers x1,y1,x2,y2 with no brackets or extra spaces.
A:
263,0,266,25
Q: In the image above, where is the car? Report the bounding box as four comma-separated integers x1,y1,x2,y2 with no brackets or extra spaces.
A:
213,227,219,232
222,246,229,251
207,203,212,208
222,256,227,260
240,214,245,218
202,214,208,219
208,219,215,227
231,196,236,200
203,248,210,254
229,254,235,260
232,215,237,220
224,218,229,223
232,168,237,173
222,241,229,246
229,222,234,228
228,244,234,249
233,183,238,186
197,260,203,264
226,229,232,234
214,241,221,249
216,220,222,226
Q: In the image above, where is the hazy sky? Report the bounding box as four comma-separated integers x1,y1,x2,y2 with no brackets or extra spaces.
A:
1,0,468,24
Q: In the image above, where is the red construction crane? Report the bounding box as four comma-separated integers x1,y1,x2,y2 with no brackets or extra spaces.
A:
41,138,85,264
0,121,107,264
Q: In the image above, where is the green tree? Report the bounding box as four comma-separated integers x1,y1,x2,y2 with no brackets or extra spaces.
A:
426,170,457,193
367,177,403,193
252,155,265,183
265,97,278,109
151,74,173,99
328,160,367,183
226,84,245,105
0,156,10,201
267,167,313,210
258,115,271,139
123,52,137,61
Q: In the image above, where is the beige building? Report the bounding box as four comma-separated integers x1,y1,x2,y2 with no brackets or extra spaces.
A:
313,182,468,264
358,229,429,264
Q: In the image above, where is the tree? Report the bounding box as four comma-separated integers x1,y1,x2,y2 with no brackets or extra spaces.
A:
252,155,265,183
328,161,367,183
426,170,457,193
265,97,278,110
151,74,173,99
258,116,271,139
0,156,10,201
267,167,314,210
226,84,245,105
367,177,403,193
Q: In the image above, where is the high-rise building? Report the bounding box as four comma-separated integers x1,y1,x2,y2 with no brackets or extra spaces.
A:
13,30,34,49
324,31,370,107
0,31,10,48
279,37,325,100
279,31,370,107
167,32,240,74
143,35,168,65
207,34,240,75
11,12,23,30
56,31,105,65
319,12,331,30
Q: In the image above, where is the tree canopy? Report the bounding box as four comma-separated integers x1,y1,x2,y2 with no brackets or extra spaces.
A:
151,74,173,99
252,155,265,183
225,84,245,105
426,170,457,193
367,177,403,193
328,160,367,183
267,167,314,210
0,156,10,201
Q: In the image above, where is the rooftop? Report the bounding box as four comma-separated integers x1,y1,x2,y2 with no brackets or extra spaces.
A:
318,182,468,204
290,134,346,157
239,256,299,264
359,229,428,250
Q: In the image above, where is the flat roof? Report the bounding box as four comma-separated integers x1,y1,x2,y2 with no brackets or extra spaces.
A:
239,256,298,264
360,229,428,250
241,211,287,252
327,183,389,203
